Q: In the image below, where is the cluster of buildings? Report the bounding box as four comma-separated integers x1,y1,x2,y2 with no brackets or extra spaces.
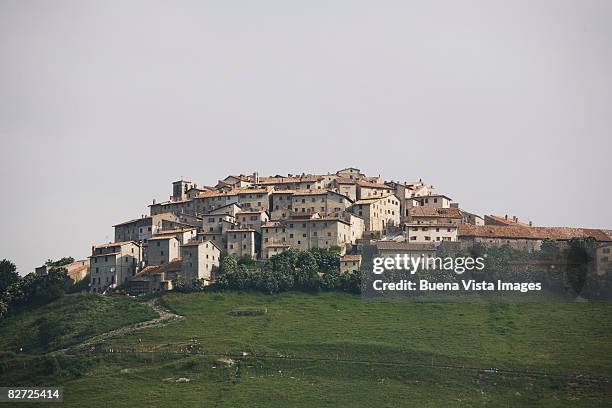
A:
35,167,612,294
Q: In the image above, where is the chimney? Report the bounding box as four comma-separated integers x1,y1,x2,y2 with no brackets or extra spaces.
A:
252,171,259,184
505,214,508,220
529,221,533,226
153,199,156,205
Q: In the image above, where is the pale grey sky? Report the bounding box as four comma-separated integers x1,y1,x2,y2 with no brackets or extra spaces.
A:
1,0,611,274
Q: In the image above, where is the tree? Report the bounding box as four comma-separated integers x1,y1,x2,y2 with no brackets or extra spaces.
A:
237,255,256,267
0,259,19,297
257,268,279,294
295,252,320,290
565,237,597,296
538,239,561,261
219,254,238,275
45,257,74,267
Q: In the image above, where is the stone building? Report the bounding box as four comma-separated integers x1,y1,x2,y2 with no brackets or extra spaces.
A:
356,180,393,200
90,241,142,293
234,188,271,211
407,207,463,226
235,210,269,231
415,194,452,209
113,213,179,243
270,190,295,219
172,180,198,202
193,190,240,214
331,178,358,201
35,259,90,283
340,254,361,274
153,227,197,244
145,235,180,265
127,260,181,295
351,194,401,233
227,229,260,259
263,244,291,259
458,224,612,253
291,190,353,217
374,241,437,258
203,213,236,234
336,167,365,180
181,240,221,284
484,214,532,227
404,224,458,243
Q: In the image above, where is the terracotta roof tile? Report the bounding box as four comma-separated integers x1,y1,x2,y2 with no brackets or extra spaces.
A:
458,225,612,241
374,241,437,251
409,207,462,218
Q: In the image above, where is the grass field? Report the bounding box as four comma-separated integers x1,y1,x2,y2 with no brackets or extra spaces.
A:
1,291,611,407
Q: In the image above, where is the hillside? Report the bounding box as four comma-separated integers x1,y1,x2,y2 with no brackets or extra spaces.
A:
0,292,611,407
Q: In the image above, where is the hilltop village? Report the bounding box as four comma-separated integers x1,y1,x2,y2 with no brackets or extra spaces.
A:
37,168,612,294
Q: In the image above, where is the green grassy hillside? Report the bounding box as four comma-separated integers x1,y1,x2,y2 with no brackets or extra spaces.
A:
1,292,611,407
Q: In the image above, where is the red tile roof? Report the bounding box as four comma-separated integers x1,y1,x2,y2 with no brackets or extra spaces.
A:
458,224,612,241
374,241,437,251
409,207,462,218
341,255,362,262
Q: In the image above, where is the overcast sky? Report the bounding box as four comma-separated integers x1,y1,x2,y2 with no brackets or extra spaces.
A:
1,0,611,274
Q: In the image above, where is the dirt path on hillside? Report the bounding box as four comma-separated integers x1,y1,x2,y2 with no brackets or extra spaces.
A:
53,299,184,355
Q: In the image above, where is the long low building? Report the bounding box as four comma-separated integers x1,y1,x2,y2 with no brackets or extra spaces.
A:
458,224,612,252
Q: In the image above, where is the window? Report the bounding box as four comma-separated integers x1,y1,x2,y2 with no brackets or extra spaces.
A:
302,233,306,238
425,236,431,241
410,236,417,241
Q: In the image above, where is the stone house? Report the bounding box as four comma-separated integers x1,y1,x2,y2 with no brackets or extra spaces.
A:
90,241,142,293
356,180,393,200
145,235,180,265
352,194,401,233
416,194,452,209
404,223,458,243
457,225,612,253
181,240,221,284
340,254,361,274
270,190,295,219
113,213,179,243
291,190,353,217
407,207,463,226
227,229,260,259
374,241,437,259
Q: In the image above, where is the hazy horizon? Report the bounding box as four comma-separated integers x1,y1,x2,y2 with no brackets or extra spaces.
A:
1,0,611,275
